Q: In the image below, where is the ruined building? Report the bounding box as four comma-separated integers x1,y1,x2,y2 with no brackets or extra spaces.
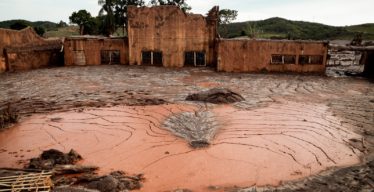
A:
0,5,373,75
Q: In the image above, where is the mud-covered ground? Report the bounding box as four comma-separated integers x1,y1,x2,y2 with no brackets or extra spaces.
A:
0,65,373,191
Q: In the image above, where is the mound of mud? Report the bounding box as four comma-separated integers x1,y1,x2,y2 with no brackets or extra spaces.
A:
28,149,82,169
0,103,18,130
185,87,245,104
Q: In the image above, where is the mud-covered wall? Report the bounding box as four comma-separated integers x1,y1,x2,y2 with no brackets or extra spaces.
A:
7,51,64,71
64,37,129,66
327,50,362,66
127,5,219,67
0,27,61,73
217,39,328,73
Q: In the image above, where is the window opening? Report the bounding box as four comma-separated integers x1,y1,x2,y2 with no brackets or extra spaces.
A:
142,51,162,65
299,55,323,65
153,52,163,65
185,52,195,65
184,52,206,66
196,52,206,66
101,50,120,64
271,55,296,64
73,51,86,66
142,52,152,64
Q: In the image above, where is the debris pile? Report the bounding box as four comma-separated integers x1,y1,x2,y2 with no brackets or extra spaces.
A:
53,171,144,191
186,87,245,104
0,103,18,130
28,149,82,169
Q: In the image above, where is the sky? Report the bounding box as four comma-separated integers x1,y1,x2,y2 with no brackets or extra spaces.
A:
0,0,373,26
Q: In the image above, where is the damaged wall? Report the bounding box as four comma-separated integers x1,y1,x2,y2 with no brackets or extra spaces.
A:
64,37,129,66
127,5,219,67
363,51,374,77
0,27,62,73
327,50,362,66
216,39,328,73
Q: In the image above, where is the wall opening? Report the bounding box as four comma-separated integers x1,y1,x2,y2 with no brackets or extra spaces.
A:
271,55,296,64
299,55,323,65
184,52,206,66
142,51,163,66
73,51,86,66
101,50,120,64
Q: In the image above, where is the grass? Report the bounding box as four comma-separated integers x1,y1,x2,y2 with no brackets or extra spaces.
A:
346,24,374,34
45,26,127,37
46,26,80,37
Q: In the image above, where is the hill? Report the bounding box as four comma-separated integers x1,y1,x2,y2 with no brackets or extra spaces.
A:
1,18,373,40
0,20,57,30
219,17,374,40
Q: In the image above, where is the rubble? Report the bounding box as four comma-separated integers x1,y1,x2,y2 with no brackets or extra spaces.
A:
28,149,82,169
0,103,18,130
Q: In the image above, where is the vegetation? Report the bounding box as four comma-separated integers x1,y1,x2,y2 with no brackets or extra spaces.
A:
69,10,99,35
219,17,374,40
218,9,238,38
33,27,45,36
98,0,117,36
9,20,45,36
10,20,32,30
115,0,145,36
150,0,192,13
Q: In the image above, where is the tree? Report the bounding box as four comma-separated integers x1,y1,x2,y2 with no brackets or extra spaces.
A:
218,9,238,38
241,28,247,36
34,27,45,36
57,20,68,28
246,22,259,39
115,0,145,36
69,10,100,35
98,0,117,36
10,20,32,30
150,0,192,13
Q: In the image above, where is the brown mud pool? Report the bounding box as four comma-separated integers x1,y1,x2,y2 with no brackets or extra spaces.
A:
0,102,361,191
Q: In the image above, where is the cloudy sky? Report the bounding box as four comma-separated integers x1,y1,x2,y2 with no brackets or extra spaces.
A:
0,0,373,26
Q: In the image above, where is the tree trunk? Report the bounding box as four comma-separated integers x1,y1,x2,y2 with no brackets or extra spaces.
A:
53,165,99,174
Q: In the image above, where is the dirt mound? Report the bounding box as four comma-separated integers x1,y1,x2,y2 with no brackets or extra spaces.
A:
186,87,245,104
0,103,18,130
28,149,82,169
87,175,124,192
85,172,143,192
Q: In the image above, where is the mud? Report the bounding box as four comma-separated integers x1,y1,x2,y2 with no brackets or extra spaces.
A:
0,65,373,191
185,87,245,104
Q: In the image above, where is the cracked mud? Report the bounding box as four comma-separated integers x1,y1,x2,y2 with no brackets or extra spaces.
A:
0,65,373,192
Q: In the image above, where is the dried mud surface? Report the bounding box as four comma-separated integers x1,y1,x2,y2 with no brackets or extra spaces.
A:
0,65,374,192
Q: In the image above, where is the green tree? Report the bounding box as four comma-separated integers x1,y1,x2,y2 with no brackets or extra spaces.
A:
246,22,259,39
10,20,32,30
33,27,45,36
98,0,117,36
150,0,192,13
115,0,145,36
241,28,247,36
57,20,68,28
218,9,238,37
69,10,100,35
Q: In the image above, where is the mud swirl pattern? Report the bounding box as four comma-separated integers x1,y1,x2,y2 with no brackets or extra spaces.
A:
0,101,361,191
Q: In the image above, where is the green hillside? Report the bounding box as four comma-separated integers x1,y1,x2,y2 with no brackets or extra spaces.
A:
2,18,374,40
346,24,374,34
0,20,57,30
219,17,374,40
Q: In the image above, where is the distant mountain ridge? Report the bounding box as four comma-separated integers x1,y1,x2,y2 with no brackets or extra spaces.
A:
1,18,374,40
0,20,57,29
218,17,374,40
